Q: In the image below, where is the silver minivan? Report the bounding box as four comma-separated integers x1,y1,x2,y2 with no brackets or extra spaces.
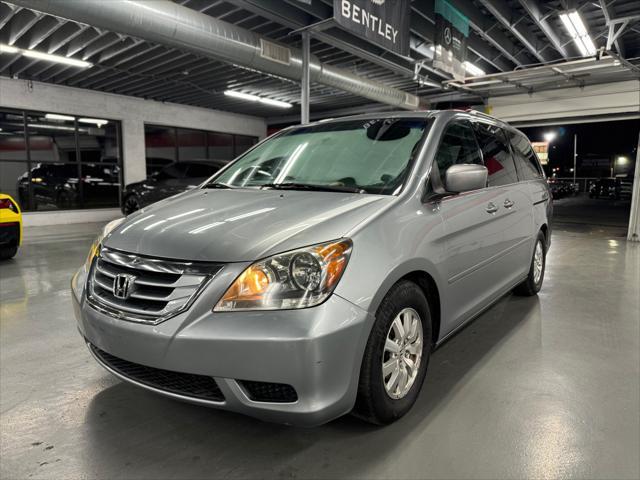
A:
72,110,551,426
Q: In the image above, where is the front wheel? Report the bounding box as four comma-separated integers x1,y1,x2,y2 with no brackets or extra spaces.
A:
353,280,432,425
514,231,547,296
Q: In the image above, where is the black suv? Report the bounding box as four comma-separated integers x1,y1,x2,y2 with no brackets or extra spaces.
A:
121,160,225,214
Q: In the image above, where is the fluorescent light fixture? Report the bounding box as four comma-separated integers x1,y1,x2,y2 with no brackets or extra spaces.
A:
0,43,92,68
224,90,292,108
463,61,485,77
559,11,597,57
27,123,76,131
0,44,19,54
45,113,75,122
257,97,292,108
79,118,109,127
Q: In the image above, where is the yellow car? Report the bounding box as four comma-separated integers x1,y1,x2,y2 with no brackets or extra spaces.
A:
0,193,22,260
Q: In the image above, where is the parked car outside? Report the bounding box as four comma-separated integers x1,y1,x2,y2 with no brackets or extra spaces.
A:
72,111,552,426
589,177,633,200
121,160,226,214
0,193,22,260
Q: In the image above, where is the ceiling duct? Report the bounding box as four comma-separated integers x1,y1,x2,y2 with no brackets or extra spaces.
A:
7,0,423,110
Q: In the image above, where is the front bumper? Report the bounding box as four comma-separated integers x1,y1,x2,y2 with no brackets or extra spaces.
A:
72,271,373,426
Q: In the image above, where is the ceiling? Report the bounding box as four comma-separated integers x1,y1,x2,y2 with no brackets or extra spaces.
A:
0,0,638,121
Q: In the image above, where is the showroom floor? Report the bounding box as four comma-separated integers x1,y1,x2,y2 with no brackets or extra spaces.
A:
1,221,639,479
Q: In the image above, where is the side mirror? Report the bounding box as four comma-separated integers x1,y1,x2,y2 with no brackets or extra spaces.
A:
445,164,487,193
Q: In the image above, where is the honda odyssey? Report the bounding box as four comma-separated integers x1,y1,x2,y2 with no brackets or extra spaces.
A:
72,110,551,426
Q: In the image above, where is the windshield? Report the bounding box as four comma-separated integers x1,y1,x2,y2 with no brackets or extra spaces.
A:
209,118,430,195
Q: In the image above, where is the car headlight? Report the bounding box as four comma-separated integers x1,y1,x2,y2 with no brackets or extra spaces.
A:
84,217,125,271
214,239,352,312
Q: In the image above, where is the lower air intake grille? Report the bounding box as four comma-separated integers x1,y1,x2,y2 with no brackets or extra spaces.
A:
90,344,224,402
239,380,298,403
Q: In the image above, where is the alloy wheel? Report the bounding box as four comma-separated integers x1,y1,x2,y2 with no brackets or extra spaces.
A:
382,307,423,400
533,240,544,285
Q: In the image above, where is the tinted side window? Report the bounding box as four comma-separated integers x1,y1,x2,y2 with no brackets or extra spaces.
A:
187,163,219,178
508,130,543,180
434,121,483,185
473,123,518,187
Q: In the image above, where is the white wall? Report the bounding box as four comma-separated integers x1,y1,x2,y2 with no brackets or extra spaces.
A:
489,80,640,124
0,77,267,226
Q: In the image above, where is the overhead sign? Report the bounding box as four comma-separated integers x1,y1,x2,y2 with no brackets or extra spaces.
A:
333,0,411,56
531,142,549,165
433,0,469,81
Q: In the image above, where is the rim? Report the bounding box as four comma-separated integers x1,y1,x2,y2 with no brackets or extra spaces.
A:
533,240,544,284
124,196,140,214
382,307,423,400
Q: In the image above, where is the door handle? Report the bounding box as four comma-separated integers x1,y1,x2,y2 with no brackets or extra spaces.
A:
486,202,498,214
504,199,515,209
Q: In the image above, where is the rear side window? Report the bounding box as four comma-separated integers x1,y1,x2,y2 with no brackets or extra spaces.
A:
433,121,483,185
508,131,544,180
473,122,519,187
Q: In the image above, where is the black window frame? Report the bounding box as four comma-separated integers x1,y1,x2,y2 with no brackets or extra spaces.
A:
144,123,259,178
0,107,123,212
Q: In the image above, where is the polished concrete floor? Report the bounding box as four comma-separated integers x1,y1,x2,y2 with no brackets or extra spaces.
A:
1,222,639,479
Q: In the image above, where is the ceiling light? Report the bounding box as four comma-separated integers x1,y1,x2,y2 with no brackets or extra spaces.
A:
256,97,293,108
22,49,92,67
224,90,292,108
27,123,76,131
45,113,75,122
0,44,19,54
463,61,485,77
544,132,557,142
559,11,597,57
79,118,109,127
0,43,92,68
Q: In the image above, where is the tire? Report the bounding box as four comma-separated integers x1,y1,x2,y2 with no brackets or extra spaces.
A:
514,231,547,296
122,195,141,215
0,246,18,260
353,280,432,425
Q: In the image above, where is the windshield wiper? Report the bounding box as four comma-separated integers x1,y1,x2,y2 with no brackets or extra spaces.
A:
260,182,365,194
202,182,236,189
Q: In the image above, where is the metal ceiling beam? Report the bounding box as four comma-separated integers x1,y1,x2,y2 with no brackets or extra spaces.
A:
7,0,422,109
518,0,574,60
410,0,519,71
450,1,535,66
600,0,627,57
24,15,62,49
226,0,429,81
476,0,557,64
7,7,40,45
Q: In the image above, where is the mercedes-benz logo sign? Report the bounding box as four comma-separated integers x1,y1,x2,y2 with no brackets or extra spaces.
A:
444,27,452,45
113,273,136,300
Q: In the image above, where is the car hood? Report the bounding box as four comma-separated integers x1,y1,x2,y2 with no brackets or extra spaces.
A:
104,188,394,262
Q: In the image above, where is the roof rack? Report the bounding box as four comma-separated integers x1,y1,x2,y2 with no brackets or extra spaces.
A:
463,109,496,121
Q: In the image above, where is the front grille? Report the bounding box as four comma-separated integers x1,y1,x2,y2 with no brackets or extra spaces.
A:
90,344,225,402
87,247,222,324
239,380,298,403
